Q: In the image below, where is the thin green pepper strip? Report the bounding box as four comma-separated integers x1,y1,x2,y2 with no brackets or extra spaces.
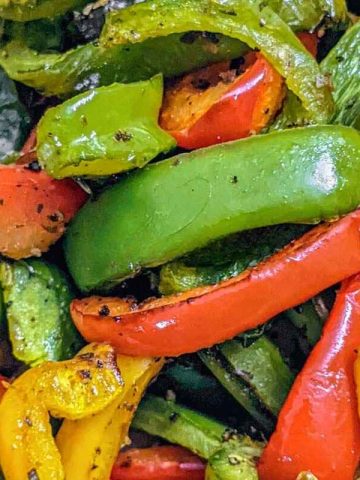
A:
101,0,334,123
272,22,360,130
0,34,247,98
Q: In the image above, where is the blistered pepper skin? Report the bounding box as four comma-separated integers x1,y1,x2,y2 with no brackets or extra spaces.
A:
258,275,360,480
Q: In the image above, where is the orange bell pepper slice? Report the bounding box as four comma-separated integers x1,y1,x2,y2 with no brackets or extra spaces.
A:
160,52,285,150
0,164,87,259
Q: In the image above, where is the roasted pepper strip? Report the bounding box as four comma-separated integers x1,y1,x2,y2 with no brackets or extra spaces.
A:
160,53,284,149
57,353,164,480
71,210,360,356
101,0,334,122
0,343,123,480
0,164,87,259
0,34,247,98
37,75,175,178
258,275,360,480
65,125,360,290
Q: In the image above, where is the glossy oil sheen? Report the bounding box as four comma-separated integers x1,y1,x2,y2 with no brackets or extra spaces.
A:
65,125,360,291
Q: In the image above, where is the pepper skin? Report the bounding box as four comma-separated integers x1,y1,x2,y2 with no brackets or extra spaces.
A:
160,53,285,149
101,0,334,123
71,210,360,356
258,274,360,480
65,125,360,291
57,353,164,480
0,164,87,259
0,343,123,480
111,446,205,480
37,75,175,178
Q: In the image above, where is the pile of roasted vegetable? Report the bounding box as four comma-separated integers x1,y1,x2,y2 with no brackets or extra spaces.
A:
0,0,359,478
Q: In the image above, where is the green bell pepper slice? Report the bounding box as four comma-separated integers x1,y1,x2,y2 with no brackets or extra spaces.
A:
64,125,360,291
37,75,175,178
101,0,334,123
0,259,83,366
0,0,89,21
159,224,310,295
272,21,360,130
0,33,247,98
133,395,262,480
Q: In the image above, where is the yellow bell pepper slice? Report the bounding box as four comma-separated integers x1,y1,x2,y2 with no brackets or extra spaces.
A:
0,343,123,480
56,355,164,480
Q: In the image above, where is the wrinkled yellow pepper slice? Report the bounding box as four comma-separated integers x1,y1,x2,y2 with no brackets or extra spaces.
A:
0,343,123,480
57,355,164,480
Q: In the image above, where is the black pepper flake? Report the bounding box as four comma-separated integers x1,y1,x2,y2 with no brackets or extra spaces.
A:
169,412,179,422
47,213,60,222
27,469,39,480
24,416,33,427
231,175,238,184
78,369,92,380
25,161,41,172
191,78,211,90
114,130,133,142
96,359,104,368
99,305,110,317
95,447,102,455
36,204,44,214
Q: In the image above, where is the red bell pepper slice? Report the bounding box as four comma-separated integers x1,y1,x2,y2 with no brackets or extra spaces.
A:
160,33,317,150
0,164,87,259
160,52,285,150
258,274,360,480
111,446,205,480
71,210,360,357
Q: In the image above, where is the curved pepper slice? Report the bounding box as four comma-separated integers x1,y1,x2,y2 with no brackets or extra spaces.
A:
71,210,360,357
0,343,123,480
160,32,317,150
160,53,284,149
37,75,176,178
111,446,205,480
0,164,87,259
57,351,164,480
101,0,334,123
258,274,360,480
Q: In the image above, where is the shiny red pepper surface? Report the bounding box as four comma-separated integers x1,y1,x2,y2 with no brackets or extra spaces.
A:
259,275,360,480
